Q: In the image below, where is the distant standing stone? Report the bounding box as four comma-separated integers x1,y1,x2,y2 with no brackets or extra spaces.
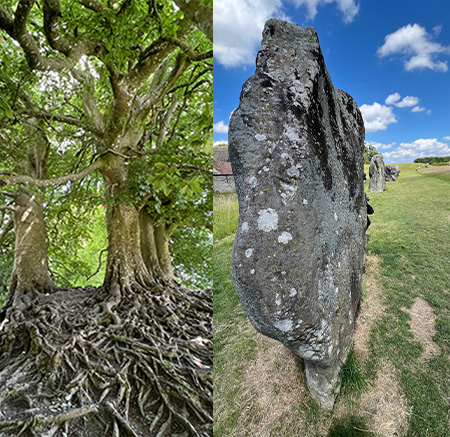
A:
229,19,366,409
369,155,386,192
385,164,400,182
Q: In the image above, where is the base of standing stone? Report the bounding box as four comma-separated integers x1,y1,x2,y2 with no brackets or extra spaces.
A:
304,359,342,409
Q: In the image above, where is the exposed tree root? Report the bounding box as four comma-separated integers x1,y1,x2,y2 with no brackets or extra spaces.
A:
0,283,212,436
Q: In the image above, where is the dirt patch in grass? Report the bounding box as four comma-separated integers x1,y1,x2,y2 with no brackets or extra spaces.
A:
359,361,411,436
354,255,385,362
238,332,310,436
403,297,440,362
353,255,411,436
424,166,450,173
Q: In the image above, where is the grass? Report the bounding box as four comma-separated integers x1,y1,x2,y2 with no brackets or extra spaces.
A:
213,192,239,242
213,164,450,436
337,349,371,402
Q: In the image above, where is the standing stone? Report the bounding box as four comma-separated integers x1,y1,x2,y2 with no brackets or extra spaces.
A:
385,164,400,182
369,155,386,192
229,19,366,409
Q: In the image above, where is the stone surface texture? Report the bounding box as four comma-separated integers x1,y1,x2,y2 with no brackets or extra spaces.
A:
229,19,366,409
369,155,386,192
385,164,400,182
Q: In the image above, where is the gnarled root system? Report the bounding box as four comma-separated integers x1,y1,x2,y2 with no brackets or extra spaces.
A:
0,283,212,436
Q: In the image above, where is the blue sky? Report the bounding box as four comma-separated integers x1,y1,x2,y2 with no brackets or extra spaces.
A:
213,0,450,164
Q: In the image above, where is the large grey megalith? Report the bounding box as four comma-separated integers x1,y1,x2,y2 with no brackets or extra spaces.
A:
369,154,386,192
229,19,366,409
385,164,400,182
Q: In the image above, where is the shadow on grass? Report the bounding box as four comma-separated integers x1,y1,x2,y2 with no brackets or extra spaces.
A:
328,415,374,437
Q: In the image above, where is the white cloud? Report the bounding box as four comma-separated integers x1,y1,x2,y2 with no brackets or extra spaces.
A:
367,141,395,151
360,102,397,133
213,0,284,68
214,0,360,68
213,121,229,134
383,138,450,162
385,93,401,105
443,136,450,141
427,109,432,115
394,95,419,108
290,0,360,24
377,24,450,72
385,93,420,108
411,106,426,112
213,140,229,147
433,25,442,37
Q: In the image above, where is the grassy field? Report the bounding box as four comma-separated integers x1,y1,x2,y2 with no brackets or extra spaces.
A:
213,164,450,436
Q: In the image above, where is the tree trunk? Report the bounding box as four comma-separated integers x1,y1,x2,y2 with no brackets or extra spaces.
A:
154,221,177,279
7,188,55,305
102,198,155,291
101,154,179,291
139,211,177,284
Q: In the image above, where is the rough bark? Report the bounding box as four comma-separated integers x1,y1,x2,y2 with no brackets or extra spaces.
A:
1,120,56,319
103,198,154,291
155,222,177,279
139,211,175,284
8,188,55,298
174,0,213,42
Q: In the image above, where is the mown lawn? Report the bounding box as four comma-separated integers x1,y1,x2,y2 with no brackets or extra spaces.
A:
213,165,450,436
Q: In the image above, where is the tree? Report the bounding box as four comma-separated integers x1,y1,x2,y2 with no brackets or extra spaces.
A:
363,142,380,164
0,1,212,435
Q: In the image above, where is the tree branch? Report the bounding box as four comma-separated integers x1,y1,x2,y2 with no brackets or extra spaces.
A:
0,205,16,212
0,1,104,72
173,0,212,42
42,0,72,54
156,97,178,149
20,109,103,136
1,159,103,188
161,35,212,61
0,191,16,199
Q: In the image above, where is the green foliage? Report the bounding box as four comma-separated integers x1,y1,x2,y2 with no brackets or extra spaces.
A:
363,142,380,165
46,202,107,288
0,0,213,293
171,226,212,289
414,156,450,165
0,231,14,305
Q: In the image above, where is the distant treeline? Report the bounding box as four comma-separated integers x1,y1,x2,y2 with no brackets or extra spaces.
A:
414,156,450,165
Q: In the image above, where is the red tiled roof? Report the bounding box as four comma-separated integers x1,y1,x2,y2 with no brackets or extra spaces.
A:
213,161,233,176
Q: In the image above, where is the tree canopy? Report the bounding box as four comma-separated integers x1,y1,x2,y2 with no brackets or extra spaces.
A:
363,142,380,164
0,1,212,435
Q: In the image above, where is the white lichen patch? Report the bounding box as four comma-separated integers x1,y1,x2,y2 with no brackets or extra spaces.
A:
282,124,301,143
250,269,255,275
334,212,338,221
255,134,266,141
303,199,308,205
280,182,298,205
245,248,253,258
287,166,300,177
257,209,278,232
278,231,292,244
289,288,297,297
274,319,293,332
249,176,258,187
241,222,249,232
